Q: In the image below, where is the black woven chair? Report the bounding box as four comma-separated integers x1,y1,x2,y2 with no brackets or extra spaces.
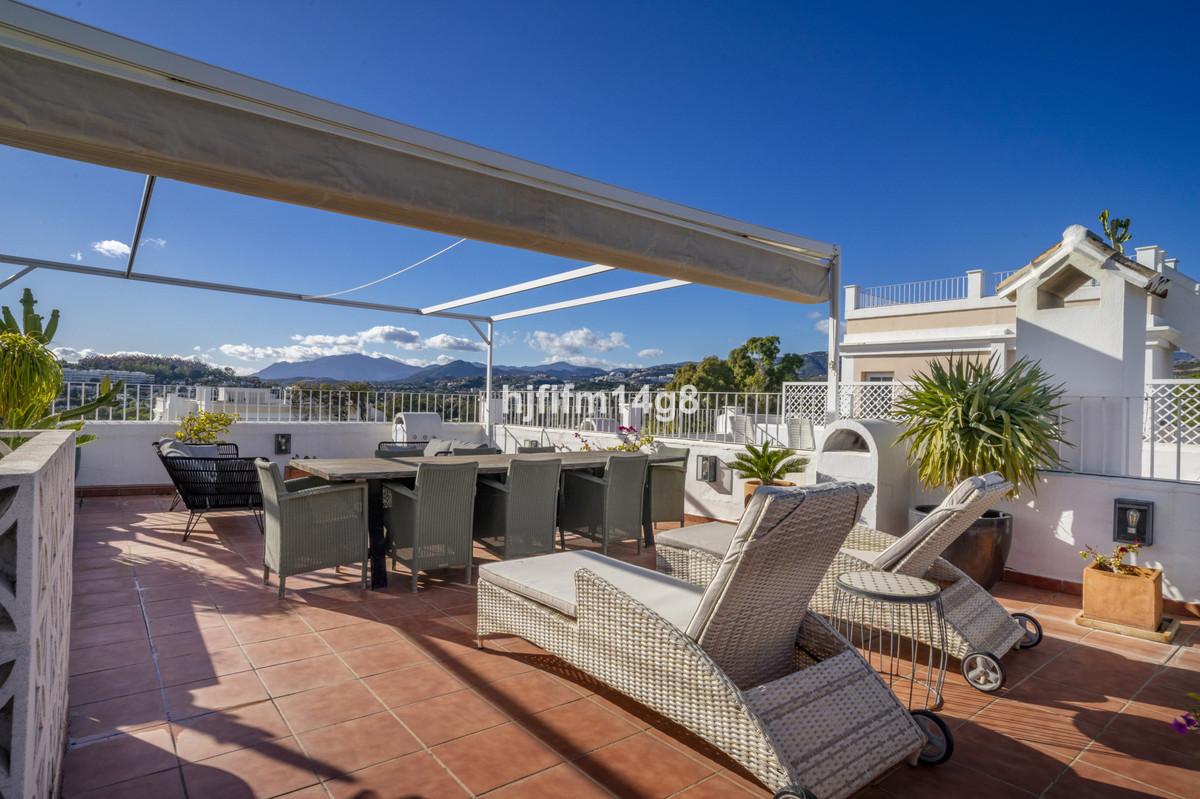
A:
160,439,240,510
154,442,263,540
375,441,425,459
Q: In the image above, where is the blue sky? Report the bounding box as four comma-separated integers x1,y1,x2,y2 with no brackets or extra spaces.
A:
2,0,1197,374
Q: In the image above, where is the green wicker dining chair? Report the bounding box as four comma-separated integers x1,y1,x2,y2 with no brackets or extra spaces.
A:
516,445,556,453
558,453,648,554
384,461,479,592
649,445,689,527
473,457,562,559
254,459,369,598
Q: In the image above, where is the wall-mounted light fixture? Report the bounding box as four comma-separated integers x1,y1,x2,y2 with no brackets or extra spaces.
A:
1113,498,1153,545
696,455,719,483
274,433,292,455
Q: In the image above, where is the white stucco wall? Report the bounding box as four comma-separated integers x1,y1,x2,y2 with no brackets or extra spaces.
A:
76,422,394,487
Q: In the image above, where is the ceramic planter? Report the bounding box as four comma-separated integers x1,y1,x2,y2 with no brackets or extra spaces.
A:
1082,563,1163,632
743,479,795,506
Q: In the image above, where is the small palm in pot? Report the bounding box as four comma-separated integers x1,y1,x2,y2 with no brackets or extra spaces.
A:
730,441,808,506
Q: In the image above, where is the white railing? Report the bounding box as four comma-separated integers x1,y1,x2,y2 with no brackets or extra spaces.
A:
51,383,481,424
856,276,969,308
498,388,790,447
988,270,1017,294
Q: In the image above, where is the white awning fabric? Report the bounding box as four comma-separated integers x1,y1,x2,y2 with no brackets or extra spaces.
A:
0,1,836,305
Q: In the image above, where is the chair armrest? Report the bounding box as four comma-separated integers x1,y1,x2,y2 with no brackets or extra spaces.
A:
284,475,328,493
280,482,365,503
383,482,417,501
477,477,509,493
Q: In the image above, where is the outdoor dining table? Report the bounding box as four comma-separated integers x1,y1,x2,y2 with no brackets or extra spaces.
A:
292,450,687,588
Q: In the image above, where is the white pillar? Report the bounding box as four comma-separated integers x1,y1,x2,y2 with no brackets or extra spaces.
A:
825,247,841,423
966,269,985,299
484,320,494,442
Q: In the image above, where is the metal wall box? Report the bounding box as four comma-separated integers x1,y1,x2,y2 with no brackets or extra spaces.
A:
1114,498,1153,546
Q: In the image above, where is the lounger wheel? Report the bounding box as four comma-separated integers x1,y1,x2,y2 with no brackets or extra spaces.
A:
910,710,954,765
961,651,1005,693
1011,612,1043,649
773,788,818,799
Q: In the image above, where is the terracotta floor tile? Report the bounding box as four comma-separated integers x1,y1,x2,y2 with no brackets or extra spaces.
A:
1045,760,1179,798
61,725,178,795
433,721,562,794
241,633,332,668
69,638,153,676
147,608,227,637
296,711,420,775
361,661,466,707
526,698,641,758
69,688,167,742
393,614,482,660
180,736,319,797
152,625,240,658
1081,629,1179,664
479,669,586,718
673,774,763,798
71,620,148,651
447,647,540,684
226,612,313,644
950,720,1077,794
257,654,356,697
291,601,376,631
157,646,253,687
71,767,186,799
317,620,400,652
338,639,427,677
1031,642,1161,699
69,661,160,707
172,700,291,762
575,733,712,799
73,587,140,611
72,605,143,631
324,751,468,798
164,670,271,721
484,762,615,798
273,680,385,733
1078,745,1200,799
394,688,508,745
1169,645,1200,672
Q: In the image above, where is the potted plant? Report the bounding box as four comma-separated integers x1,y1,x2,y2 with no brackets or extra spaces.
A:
175,409,239,445
1079,543,1162,632
894,357,1067,589
730,441,808,506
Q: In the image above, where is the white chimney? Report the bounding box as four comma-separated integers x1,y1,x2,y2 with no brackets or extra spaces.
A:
1134,245,1165,271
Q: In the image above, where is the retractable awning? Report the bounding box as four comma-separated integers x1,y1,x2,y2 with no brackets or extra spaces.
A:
0,0,835,304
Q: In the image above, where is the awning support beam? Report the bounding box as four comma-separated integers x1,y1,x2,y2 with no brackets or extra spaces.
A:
124,174,157,278
491,279,690,322
0,264,35,290
421,264,615,314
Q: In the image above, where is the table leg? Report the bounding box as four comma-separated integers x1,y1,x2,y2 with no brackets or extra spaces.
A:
366,479,388,589
642,470,655,548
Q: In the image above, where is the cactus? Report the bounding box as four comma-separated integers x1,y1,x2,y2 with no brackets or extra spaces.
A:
1099,209,1133,254
0,288,60,344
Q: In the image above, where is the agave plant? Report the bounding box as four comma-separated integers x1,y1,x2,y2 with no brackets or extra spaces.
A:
730,441,808,484
894,357,1068,496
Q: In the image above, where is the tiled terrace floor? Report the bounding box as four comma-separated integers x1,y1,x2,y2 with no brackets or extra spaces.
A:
66,497,1199,798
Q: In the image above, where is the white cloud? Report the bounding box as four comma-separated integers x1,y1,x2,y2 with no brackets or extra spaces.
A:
52,346,213,365
69,251,83,262
526,328,628,361
142,237,167,248
91,240,131,258
637,348,664,359
424,333,485,352
52,346,96,362
814,318,831,334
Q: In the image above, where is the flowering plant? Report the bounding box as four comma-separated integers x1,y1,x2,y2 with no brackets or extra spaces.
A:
1078,542,1141,574
1171,693,1200,735
573,425,654,453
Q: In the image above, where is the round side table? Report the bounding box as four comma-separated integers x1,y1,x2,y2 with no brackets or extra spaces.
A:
833,570,949,712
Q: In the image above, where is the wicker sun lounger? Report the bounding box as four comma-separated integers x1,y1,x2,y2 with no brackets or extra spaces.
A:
477,482,951,799
655,473,1042,693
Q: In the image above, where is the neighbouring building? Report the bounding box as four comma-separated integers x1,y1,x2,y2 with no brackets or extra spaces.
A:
60,367,156,384
840,232,1199,384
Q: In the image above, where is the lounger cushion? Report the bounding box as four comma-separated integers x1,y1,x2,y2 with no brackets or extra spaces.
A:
160,440,219,458
479,551,704,630
683,490,772,639
655,521,736,557
871,472,1005,571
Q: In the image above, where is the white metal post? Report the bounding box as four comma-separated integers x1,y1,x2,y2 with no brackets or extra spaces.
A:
485,320,494,442
825,246,841,423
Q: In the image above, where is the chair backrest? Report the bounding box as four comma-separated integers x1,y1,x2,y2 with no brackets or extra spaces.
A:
375,441,424,459
414,461,479,553
653,445,689,465
503,458,562,556
879,472,1011,577
602,453,648,540
517,445,556,454
686,482,872,688
254,458,287,526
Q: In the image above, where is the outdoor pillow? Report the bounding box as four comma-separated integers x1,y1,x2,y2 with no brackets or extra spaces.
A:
423,439,454,457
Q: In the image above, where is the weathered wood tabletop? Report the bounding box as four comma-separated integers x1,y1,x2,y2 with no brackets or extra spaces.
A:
292,450,682,481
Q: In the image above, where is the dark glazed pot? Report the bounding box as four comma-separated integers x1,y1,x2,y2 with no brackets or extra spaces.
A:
910,505,1013,590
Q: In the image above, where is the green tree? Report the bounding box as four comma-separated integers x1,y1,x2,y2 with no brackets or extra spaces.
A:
670,335,817,393
666,355,737,392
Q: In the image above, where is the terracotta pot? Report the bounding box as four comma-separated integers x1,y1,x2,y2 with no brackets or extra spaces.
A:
284,464,306,480
1082,563,1163,632
911,505,1012,591
743,479,796,507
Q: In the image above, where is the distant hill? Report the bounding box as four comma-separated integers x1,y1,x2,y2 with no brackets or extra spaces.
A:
398,359,606,385
255,353,422,382
67,354,252,385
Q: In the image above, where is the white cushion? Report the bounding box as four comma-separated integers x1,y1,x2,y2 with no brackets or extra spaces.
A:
655,521,736,557
423,439,454,457
479,550,704,630
160,440,218,458
683,490,772,639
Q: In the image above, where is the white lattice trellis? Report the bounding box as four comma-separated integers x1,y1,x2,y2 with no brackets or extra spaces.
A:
1145,381,1200,445
781,382,827,422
